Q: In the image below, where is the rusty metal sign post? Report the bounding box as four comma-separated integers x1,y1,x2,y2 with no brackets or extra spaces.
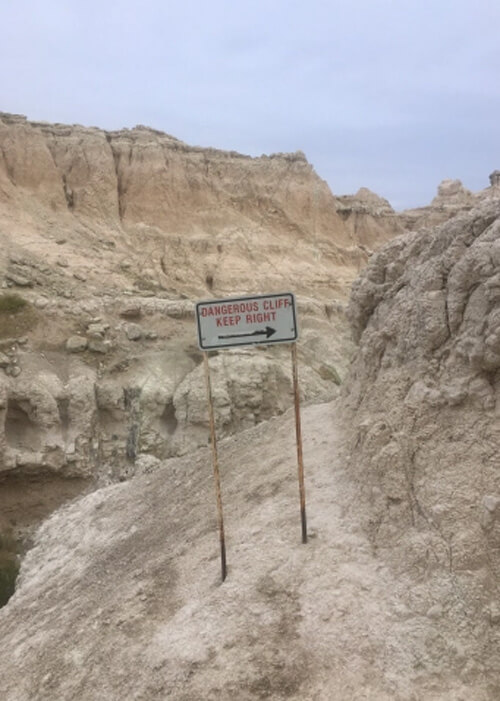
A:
291,342,307,544
197,292,307,581
203,352,227,582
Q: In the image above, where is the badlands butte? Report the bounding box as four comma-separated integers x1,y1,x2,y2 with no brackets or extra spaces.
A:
0,111,500,699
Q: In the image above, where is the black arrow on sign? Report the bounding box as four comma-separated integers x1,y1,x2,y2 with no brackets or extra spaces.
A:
218,326,276,340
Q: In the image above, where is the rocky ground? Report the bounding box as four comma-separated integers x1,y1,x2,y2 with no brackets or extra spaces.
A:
1,400,495,700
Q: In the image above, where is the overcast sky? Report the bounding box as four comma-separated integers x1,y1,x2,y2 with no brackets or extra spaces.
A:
1,1,499,209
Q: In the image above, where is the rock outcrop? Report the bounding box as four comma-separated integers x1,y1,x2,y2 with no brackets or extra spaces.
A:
0,112,371,301
401,175,497,231
0,293,345,493
335,187,405,252
342,195,500,684
490,170,500,187
0,113,369,537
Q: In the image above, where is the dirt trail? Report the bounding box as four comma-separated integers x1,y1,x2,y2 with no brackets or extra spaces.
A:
0,401,490,700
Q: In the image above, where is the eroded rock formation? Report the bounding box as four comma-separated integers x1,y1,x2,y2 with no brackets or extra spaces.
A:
0,113,365,537
335,187,404,252
345,196,500,565
342,196,500,684
1,111,500,696
490,170,500,187
0,112,369,301
1,110,496,544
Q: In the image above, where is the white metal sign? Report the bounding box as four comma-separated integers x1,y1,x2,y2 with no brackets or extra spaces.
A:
196,292,298,351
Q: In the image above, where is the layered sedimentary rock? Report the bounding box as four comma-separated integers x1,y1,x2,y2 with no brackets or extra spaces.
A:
0,112,372,301
1,109,495,538
0,113,363,529
335,187,405,251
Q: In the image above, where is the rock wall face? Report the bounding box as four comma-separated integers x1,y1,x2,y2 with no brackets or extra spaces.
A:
0,297,338,486
335,187,405,251
0,114,344,241
0,112,366,302
341,198,500,685
343,196,500,578
0,113,368,536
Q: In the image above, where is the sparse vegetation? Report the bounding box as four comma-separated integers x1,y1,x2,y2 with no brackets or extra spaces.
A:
0,294,37,338
317,363,341,384
0,293,28,314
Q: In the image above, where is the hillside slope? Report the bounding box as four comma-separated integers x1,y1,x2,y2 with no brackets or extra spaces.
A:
0,400,492,700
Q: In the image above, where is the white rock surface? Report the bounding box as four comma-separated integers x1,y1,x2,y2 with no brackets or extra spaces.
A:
1,401,493,699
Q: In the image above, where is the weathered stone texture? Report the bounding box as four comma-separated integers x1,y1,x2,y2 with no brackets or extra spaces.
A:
344,198,500,577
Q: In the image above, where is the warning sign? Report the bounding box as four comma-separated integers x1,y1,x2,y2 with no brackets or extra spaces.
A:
196,292,298,351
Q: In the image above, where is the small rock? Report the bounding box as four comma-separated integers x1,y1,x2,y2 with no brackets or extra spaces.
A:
145,331,158,340
73,271,87,282
480,495,500,531
88,339,111,354
135,454,161,474
0,352,10,368
34,297,48,309
392,603,411,619
120,306,142,320
483,495,500,513
66,336,88,353
120,260,132,270
87,322,109,338
426,604,443,619
125,323,143,341
56,257,69,268
17,336,28,345
55,237,67,245
489,603,500,625
9,366,21,377
6,272,33,287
